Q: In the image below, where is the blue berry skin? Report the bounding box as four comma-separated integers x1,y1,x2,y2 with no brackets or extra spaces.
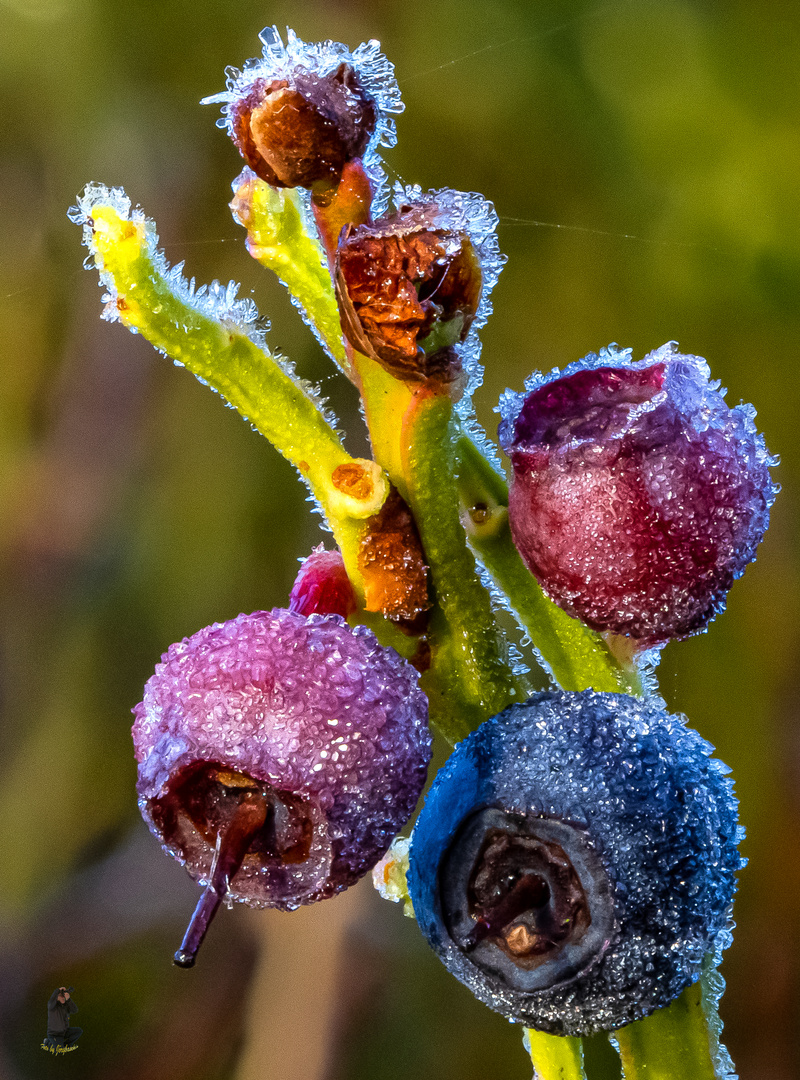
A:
407,691,744,1035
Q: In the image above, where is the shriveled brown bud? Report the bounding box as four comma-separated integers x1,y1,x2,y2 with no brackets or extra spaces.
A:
228,66,376,194
204,29,403,198
336,198,483,385
358,487,430,630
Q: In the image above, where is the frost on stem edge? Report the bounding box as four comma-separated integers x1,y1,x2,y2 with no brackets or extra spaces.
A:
68,183,405,620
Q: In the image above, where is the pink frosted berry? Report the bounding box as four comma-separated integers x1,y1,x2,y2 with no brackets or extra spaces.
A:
498,343,778,647
132,609,430,965
289,546,356,619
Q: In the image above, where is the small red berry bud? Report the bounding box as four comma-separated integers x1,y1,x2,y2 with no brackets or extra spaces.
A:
498,343,778,647
289,546,356,619
408,691,743,1034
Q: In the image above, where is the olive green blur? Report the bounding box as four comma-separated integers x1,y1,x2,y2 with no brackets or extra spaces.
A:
0,1,797,1078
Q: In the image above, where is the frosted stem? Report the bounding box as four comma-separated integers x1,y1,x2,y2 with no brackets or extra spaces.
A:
612,981,720,1080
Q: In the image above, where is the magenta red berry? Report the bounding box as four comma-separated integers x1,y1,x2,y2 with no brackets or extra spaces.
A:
498,343,778,647
133,608,430,964
289,546,356,619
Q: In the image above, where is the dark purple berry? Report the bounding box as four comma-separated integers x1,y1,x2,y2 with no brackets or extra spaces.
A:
498,343,778,647
407,690,743,1035
133,609,431,965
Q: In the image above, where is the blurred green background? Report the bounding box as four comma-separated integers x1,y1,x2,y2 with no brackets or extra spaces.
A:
0,0,797,1077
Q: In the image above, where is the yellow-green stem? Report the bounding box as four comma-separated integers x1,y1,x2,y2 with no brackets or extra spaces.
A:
526,1031,587,1080
81,196,390,620
613,982,718,1080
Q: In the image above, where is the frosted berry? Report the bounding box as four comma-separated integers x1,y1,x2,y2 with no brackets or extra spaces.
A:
203,28,402,198
498,343,778,647
133,609,431,965
408,690,743,1035
289,546,356,619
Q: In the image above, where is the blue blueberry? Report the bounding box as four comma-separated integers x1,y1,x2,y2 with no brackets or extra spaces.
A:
407,691,743,1035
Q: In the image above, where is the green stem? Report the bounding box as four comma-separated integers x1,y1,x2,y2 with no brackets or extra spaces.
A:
526,1030,587,1080
455,433,640,695
352,354,414,502
229,172,349,371
402,390,529,743
613,982,718,1080
77,193,393,615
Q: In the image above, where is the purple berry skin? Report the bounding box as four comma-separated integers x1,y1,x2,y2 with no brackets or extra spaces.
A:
133,609,431,909
407,691,744,1035
498,343,778,647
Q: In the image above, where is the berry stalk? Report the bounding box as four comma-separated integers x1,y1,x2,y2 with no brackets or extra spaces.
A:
82,201,353,503
454,433,640,695
401,389,529,741
303,157,419,500
229,172,349,372
613,981,718,1080
525,1031,586,1080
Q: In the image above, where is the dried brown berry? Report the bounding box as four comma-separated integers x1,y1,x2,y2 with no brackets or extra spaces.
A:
336,198,483,385
204,29,403,198
228,67,376,194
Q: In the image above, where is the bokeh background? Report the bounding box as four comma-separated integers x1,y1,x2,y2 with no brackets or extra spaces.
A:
1,0,798,1077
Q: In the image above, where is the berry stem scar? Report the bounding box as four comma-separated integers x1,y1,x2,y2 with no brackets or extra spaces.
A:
174,792,269,967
